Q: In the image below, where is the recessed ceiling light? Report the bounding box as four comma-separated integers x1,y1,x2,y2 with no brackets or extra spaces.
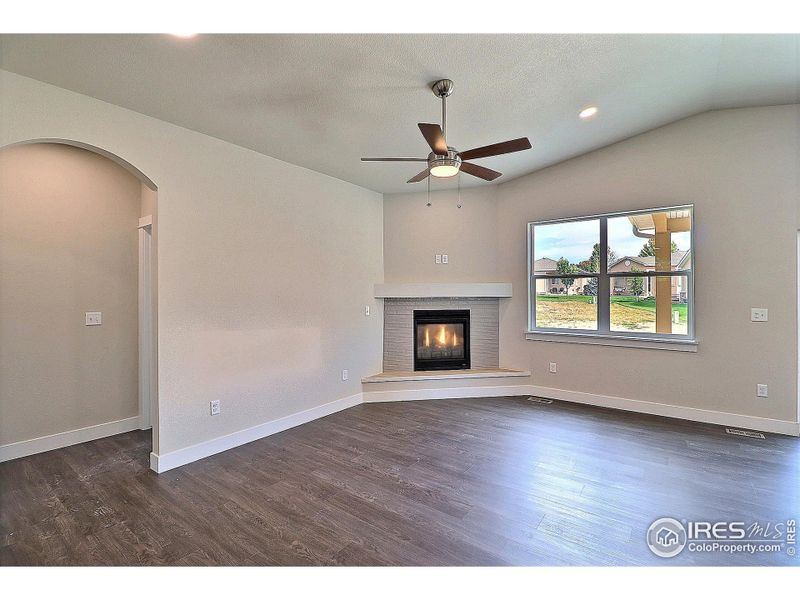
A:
171,33,197,38
578,106,599,120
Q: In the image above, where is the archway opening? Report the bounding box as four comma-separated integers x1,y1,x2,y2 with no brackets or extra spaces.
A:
0,139,158,462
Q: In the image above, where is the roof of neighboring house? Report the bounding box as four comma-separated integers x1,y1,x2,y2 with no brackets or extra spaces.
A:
533,257,558,272
608,251,689,271
536,251,690,274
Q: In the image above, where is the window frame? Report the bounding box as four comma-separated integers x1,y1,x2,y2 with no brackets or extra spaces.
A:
527,204,695,343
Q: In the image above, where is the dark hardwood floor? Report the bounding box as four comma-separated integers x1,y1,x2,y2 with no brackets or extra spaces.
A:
1,396,798,566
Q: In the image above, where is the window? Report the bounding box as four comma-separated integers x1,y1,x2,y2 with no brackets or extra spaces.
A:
528,206,694,343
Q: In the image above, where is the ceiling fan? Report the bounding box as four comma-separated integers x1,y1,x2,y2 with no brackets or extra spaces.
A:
361,79,532,183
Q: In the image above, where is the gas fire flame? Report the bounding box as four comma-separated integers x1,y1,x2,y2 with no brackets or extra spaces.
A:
422,325,460,348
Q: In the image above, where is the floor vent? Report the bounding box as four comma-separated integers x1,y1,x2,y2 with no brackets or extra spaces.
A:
528,397,553,405
725,427,766,439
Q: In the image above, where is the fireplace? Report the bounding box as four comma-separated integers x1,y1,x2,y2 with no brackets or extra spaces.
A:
413,309,470,371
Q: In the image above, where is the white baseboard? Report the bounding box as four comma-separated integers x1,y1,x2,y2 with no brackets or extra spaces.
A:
6,384,795,471
0,416,141,463
527,384,800,437
149,393,363,473
363,382,799,437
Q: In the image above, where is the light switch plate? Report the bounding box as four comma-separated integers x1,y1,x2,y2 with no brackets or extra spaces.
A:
751,308,768,322
210,399,221,415
435,254,442,264
442,254,449,264
85,311,102,326
756,384,768,398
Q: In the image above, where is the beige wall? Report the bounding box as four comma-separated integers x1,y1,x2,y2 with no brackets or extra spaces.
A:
1,70,384,457
502,105,799,422
385,105,799,424
383,186,498,283
0,144,141,444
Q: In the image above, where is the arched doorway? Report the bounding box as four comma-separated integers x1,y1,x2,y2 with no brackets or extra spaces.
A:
3,138,158,191
0,138,158,460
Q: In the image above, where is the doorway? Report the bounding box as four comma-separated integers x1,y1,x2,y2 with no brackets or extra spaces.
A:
139,216,154,431
0,139,159,462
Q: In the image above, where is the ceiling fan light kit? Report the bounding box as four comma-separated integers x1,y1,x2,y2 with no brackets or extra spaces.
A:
429,150,461,178
361,79,532,184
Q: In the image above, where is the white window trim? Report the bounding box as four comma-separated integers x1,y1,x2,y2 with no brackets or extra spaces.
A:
527,204,695,346
525,330,698,352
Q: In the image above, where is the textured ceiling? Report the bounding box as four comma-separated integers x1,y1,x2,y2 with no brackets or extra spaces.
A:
1,34,798,193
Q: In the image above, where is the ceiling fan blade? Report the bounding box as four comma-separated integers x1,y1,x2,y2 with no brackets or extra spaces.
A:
460,162,502,181
361,157,428,162
407,168,430,183
418,123,448,155
459,137,532,161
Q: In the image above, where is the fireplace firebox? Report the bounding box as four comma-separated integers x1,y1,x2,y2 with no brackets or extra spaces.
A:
413,309,470,371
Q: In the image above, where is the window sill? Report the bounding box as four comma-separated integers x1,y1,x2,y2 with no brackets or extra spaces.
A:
525,331,698,352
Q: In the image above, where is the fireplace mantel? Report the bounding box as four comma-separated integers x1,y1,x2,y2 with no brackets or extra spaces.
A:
374,282,512,299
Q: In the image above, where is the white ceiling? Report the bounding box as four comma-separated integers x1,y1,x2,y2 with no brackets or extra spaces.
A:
1,34,798,194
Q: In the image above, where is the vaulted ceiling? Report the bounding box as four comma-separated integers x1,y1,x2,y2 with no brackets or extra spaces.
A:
1,34,798,193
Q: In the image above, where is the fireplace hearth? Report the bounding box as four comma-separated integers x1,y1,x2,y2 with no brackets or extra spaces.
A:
413,309,470,371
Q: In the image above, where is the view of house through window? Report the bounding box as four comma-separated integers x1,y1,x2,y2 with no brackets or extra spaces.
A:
530,207,693,339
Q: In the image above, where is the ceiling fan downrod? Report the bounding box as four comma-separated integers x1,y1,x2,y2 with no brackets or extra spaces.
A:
431,79,454,143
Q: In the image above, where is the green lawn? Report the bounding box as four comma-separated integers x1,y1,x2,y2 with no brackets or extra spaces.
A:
536,294,687,323
610,296,688,322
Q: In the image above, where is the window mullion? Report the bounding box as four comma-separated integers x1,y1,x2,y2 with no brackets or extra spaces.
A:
598,217,610,333
528,223,535,331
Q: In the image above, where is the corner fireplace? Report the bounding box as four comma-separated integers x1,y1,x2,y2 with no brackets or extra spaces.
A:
413,309,470,371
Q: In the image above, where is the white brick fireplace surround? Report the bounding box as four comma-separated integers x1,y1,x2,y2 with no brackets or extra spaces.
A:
352,281,532,419
383,298,499,371
364,282,530,389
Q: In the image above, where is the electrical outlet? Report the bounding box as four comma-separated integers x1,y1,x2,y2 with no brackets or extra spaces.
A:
365,305,370,316
435,254,442,264
756,384,768,398
342,369,349,381
85,311,102,326
549,362,557,373
751,308,768,322
210,400,221,415
442,254,449,264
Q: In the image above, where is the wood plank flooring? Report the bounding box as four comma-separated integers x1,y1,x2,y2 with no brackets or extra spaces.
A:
1,396,798,566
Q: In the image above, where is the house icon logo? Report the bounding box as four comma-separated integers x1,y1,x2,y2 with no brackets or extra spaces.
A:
647,518,687,558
